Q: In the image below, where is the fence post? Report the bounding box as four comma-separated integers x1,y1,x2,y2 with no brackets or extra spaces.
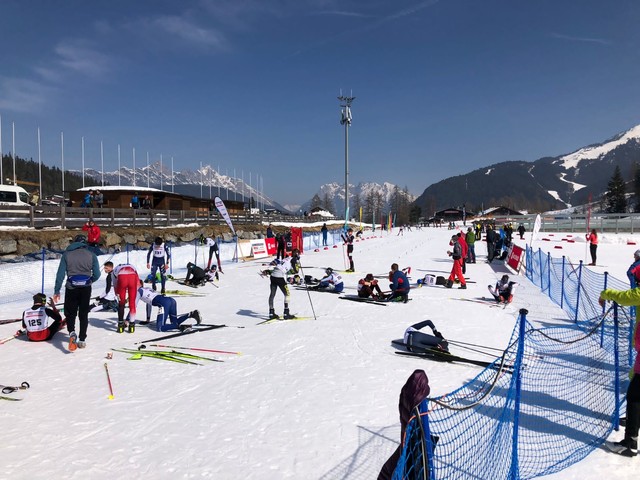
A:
599,272,609,347
538,248,543,289
613,302,621,430
61,205,66,229
41,247,46,293
110,208,115,228
194,238,198,264
560,256,566,309
509,308,528,480
547,252,551,298
29,206,35,228
575,261,583,323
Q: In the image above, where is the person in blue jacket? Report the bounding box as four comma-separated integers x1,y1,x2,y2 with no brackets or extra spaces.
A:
387,263,410,303
627,250,640,288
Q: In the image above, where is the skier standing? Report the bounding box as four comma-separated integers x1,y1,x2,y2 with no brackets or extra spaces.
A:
146,237,170,294
446,235,466,289
343,228,355,272
264,249,300,319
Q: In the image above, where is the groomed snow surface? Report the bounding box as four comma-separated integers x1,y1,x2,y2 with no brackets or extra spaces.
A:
0,227,637,479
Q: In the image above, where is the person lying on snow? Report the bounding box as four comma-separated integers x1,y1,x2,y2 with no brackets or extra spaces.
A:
403,319,449,353
488,275,517,303
358,273,385,300
184,262,218,286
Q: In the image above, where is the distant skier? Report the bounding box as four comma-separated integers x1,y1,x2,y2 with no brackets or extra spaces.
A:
517,224,526,240
147,237,170,294
446,235,466,289
342,228,355,272
586,229,598,266
276,233,286,260
201,235,222,272
321,223,328,246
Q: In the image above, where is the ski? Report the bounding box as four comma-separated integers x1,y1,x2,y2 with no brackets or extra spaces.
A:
257,316,312,325
114,348,223,363
0,395,22,401
453,297,504,308
146,344,241,355
112,348,202,365
0,318,22,326
339,296,387,306
135,324,226,344
395,350,513,372
162,289,208,297
0,330,24,345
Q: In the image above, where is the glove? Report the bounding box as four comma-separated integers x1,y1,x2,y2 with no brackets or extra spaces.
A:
434,330,444,340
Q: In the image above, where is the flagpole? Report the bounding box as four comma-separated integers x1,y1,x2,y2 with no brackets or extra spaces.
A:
12,121,16,185
171,156,174,193
60,132,65,199
0,114,3,185
160,154,163,191
147,151,150,188
81,136,85,188
37,127,42,202
118,144,121,186
132,147,136,187
100,140,104,187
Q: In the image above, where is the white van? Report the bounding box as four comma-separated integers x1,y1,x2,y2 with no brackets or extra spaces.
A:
0,185,31,206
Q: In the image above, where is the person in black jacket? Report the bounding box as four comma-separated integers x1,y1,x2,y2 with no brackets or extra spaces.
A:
486,226,497,263
276,233,286,260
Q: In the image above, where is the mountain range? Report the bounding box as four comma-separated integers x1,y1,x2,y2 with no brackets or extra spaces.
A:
79,163,291,212
298,181,416,215
414,124,640,215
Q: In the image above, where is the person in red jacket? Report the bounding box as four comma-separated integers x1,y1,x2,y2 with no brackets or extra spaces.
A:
586,229,598,266
457,232,468,274
82,220,101,247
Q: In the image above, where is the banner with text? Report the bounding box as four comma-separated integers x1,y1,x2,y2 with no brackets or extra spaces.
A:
507,244,525,272
214,196,235,235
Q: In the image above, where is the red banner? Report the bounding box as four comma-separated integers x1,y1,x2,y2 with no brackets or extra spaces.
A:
265,238,277,256
291,227,303,253
507,244,524,272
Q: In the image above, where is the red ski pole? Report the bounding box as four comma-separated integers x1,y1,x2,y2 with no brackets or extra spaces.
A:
104,363,115,400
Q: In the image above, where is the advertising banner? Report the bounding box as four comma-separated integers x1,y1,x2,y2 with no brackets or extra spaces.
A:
507,244,525,272
250,239,269,259
214,196,235,235
265,237,277,255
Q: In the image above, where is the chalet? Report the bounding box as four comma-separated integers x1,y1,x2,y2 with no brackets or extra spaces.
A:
70,186,246,214
479,206,524,217
431,207,476,222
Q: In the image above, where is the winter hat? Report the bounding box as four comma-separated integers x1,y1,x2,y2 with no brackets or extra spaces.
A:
33,293,47,304
74,234,86,243
635,250,640,258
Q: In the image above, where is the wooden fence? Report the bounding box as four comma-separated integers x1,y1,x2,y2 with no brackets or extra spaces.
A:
0,205,310,229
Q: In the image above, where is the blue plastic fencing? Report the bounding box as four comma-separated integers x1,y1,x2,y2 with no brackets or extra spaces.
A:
394,246,636,479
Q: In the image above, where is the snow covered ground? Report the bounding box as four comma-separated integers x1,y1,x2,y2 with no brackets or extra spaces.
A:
0,226,637,479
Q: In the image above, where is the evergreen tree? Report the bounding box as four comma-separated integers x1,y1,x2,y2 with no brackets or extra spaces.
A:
310,194,322,210
633,162,640,212
322,192,335,215
351,192,362,221
604,165,627,213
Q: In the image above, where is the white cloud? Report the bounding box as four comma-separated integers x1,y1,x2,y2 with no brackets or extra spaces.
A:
0,77,56,113
54,40,113,78
149,15,227,50
549,32,611,46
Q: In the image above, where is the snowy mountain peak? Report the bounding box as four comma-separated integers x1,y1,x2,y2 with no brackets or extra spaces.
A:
558,124,640,169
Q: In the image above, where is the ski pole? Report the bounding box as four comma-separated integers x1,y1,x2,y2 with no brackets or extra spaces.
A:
143,344,241,355
104,363,115,400
297,262,318,320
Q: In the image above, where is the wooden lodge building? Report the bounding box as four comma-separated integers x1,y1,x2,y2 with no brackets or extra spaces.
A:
70,186,246,214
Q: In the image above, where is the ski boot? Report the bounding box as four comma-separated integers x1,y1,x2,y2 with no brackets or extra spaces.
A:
117,322,125,334
283,308,295,320
268,309,279,320
128,322,135,333
68,331,78,352
191,310,202,325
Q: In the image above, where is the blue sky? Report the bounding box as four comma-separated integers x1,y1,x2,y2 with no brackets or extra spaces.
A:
1,0,640,205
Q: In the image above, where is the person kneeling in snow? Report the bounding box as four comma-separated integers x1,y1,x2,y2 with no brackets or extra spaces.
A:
488,275,517,303
135,280,201,332
358,273,385,300
386,263,410,302
311,268,344,293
